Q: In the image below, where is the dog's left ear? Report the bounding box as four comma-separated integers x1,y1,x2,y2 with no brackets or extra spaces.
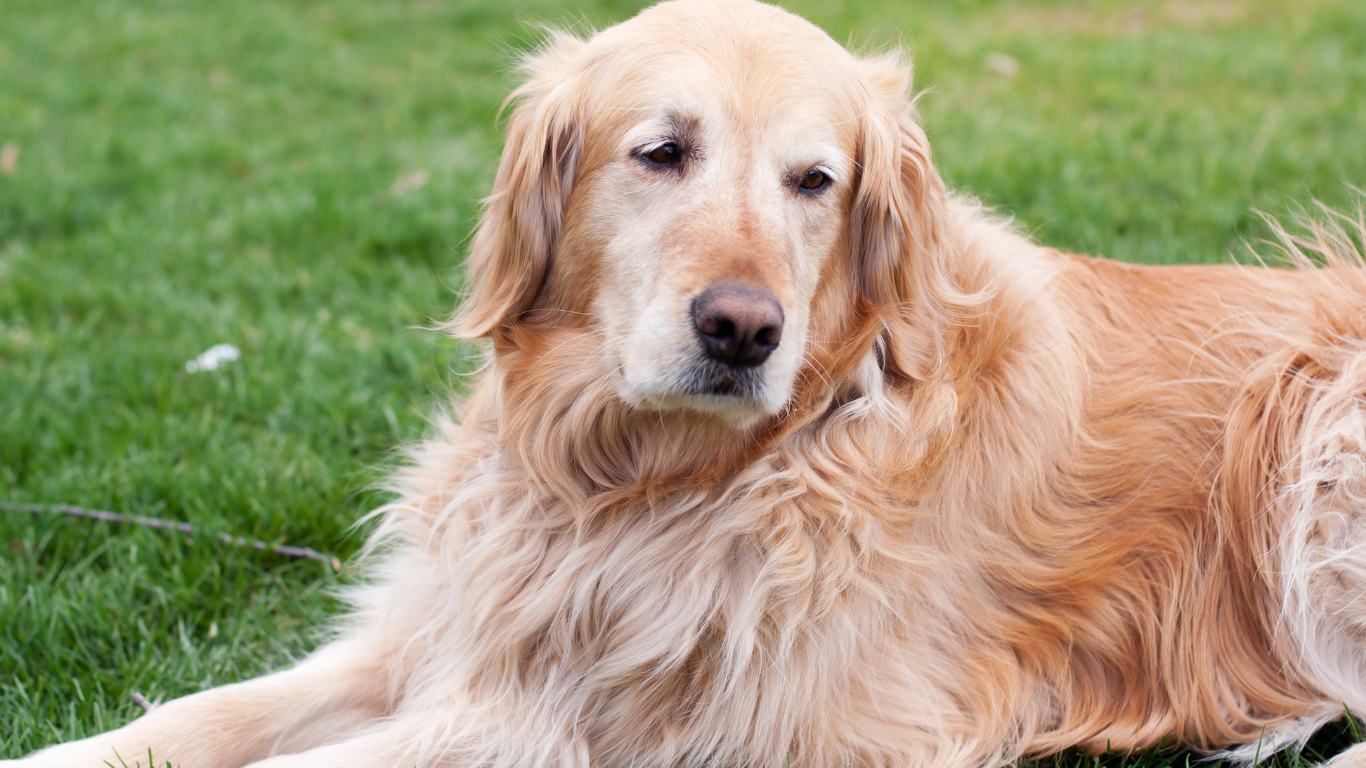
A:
451,31,588,340
850,53,955,378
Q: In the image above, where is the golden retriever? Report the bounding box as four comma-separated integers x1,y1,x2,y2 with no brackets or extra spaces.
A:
10,0,1366,765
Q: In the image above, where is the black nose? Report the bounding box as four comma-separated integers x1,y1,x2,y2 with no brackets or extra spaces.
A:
692,285,784,368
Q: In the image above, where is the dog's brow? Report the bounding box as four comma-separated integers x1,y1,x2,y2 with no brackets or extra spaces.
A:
624,112,701,146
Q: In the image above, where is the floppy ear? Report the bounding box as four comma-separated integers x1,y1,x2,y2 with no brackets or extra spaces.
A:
850,54,958,378
450,32,588,339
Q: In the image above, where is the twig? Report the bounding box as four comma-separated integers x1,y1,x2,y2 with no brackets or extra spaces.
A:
0,502,342,571
131,691,154,712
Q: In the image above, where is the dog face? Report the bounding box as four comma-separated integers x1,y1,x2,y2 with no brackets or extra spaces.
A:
455,0,946,429
574,22,865,425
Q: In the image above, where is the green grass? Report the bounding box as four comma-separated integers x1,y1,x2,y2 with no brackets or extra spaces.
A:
1,0,1364,764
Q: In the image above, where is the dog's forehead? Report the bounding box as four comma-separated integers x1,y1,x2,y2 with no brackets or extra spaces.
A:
611,66,857,150
587,0,866,134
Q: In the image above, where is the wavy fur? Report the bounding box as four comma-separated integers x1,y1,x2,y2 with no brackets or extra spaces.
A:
9,2,1366,766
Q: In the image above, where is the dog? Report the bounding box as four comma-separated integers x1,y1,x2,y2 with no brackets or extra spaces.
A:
9,0,1366,765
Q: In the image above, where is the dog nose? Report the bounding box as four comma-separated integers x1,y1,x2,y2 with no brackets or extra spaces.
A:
692,285,784,368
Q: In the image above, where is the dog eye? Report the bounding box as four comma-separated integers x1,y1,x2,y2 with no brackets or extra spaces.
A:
643,142,684,166
798,169,828,192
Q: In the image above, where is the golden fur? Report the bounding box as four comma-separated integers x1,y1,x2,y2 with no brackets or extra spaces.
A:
10,1,1366,765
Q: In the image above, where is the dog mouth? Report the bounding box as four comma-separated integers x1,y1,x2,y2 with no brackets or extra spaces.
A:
678,361,767,400
620,357,775,425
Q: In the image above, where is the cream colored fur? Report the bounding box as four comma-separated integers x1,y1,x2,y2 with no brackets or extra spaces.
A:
8,1,1366,766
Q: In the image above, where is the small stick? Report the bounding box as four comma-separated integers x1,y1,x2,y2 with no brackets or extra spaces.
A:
0,502,342,571
131,691,154,712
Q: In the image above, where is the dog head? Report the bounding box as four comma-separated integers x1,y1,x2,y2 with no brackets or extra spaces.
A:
454,0,948,430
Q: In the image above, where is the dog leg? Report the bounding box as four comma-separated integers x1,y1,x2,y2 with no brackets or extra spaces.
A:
238,709,598,768
3,637,393,768
239,730,423,768
238,717,484,768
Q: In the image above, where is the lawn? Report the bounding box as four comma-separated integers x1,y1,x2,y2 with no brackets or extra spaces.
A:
2,0,1365,764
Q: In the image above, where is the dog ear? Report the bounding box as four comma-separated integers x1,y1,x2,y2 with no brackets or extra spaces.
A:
450,32,587,339
850,53,957,379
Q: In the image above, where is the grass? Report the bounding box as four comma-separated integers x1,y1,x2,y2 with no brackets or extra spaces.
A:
1,0,1364,764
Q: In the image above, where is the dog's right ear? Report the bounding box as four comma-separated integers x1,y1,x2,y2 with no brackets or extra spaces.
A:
450,31,588,340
